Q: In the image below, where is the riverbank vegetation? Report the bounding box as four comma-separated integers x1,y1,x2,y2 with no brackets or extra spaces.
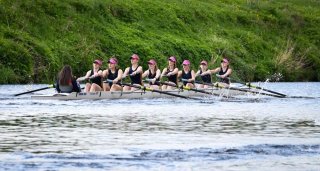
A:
1,0,319,83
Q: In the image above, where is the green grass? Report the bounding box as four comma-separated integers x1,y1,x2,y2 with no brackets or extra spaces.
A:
0,0,319,83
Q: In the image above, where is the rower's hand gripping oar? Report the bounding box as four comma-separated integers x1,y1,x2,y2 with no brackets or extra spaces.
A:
14,84,55,96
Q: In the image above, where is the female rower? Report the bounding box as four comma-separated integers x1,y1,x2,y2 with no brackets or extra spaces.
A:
178,59,195,88
55,65,81,93
161,56,178,90
102,57,123,91
201,57,232,86
78,59,103,92
122,54,143,91
142,59,161,89
195,60,212,88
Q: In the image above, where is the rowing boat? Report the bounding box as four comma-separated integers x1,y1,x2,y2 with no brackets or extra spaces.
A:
31,87,248,100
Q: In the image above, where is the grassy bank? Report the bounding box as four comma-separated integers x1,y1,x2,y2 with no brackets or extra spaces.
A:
0,0,319,83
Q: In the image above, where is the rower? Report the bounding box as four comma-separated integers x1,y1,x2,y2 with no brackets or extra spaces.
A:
161,56,178,90
122,54,143,91
178,59,195,88
102,57,123,91
201,57,232,87
195,60,212,88
142,59,161,89
55,65,81,93
78,59,103,92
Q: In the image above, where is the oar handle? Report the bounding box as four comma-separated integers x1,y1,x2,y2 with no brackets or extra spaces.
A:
76,76,88,82
103,79,113,83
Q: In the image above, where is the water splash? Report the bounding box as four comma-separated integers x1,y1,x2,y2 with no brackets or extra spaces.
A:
268,73,284,82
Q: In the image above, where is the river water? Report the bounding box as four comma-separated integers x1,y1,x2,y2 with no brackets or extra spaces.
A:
0,83,319,170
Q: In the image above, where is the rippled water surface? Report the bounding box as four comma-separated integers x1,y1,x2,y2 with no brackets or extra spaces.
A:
0,83,319,170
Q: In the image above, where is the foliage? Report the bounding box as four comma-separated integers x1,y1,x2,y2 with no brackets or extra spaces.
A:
0,0,319,83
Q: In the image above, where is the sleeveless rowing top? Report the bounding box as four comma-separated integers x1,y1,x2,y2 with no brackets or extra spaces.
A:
200,70,212,83
166,68,177,85
129,66,142,85
218,66,230,84
148,69,160,85
90,70,102,87
181,70,192,86
56,79,81,93
107,69,119,87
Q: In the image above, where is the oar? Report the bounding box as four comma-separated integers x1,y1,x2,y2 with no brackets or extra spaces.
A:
198,80,285,98
120,82,195,99
212,82,285,98
225,77,287,97
242,82,286,97
158,80,227,97
14,85,55,96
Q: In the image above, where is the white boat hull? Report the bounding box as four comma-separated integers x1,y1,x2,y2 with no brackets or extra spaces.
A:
31,88,247,100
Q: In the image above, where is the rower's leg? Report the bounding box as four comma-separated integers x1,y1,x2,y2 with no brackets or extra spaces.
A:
123,86,131,91
167,86,174,90
85,83,91,92
196,84,204,89
90,83,102,92
103,83,111,91
110,84,123,91
161,85,167,90
186,83,195,88
131,84,141,91
151,85,159,90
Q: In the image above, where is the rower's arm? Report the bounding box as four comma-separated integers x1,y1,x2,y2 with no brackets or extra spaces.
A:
177,71,182,78
85,70,91,78
130,66,143,76
142,70,149,78
161,68,167,77
210,67,220,74
195,70,200,77
155,69,161,79
114,69,123,83
122,67,129,78
89,70,103,79
220,68,232,78
189,70,196,82
102,69,109,78
136,66,143,75
96,70,103,77
171,68,178,75
202,67,219,76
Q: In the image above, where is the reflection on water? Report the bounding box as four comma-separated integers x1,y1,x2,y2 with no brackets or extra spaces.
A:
0,83,319,170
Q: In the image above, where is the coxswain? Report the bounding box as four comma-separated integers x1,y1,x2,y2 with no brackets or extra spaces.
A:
55,65,81,93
